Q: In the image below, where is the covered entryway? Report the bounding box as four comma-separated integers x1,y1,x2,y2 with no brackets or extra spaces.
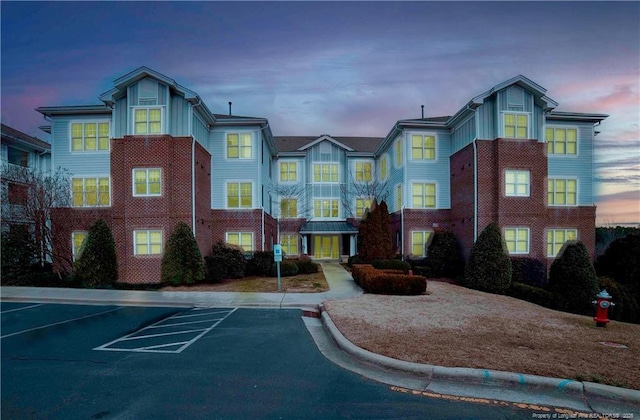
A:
314,235,339,259
299,221,359,261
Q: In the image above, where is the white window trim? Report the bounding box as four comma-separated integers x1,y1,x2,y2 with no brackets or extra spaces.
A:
312,198,340,220
225,180,254,209
312,163,340,184
505,169,530,197
410,230,433,257
133,229,163,256
501,111,531,139
548,177,579,207
546,126,580,157
280,233,299,255
395,139,403,168
409,132,437,162
225,232,254,252
353,160,374,183
130,106,166,135
279,197,298,218
70,121,111,153
504,227,530,255
71,231,87,261
547,228,578,257
378,153,389,181
71,175,111,208
132,168,162,197
410,181,437,209
225,132,255,160
279,161,298,183
396,184,403,212
355,197,373,218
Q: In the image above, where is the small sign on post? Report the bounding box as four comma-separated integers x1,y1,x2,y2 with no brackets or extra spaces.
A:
274,244,282,291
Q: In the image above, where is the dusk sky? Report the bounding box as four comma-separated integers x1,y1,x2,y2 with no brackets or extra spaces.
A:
1,1,638,224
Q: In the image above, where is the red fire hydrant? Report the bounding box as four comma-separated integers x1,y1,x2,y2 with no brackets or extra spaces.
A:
593,289,615,327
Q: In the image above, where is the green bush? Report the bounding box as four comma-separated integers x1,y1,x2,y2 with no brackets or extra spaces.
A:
204,255,228,283
547,241,599,315
511,257,547,287
1,226,38,281
210,241,246,278
507,282,555,308
247,251,274,276
463,223,512,294
371,259,411,273
347,255,366,267
598,277,639,324
362,273,427,295
161,222,204,285
426,231,464,278
596,233,640,297
271,260,299,277
73,219,118,287
295,259,319,274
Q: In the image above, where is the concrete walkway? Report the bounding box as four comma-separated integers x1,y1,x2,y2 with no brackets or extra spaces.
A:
2,262,639,415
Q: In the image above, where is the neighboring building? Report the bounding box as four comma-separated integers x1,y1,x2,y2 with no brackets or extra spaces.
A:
36,67,606,283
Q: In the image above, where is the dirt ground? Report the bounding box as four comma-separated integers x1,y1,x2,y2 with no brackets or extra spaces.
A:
324,280,640,390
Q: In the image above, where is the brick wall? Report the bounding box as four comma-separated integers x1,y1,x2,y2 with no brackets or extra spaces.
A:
450,143,476,259
390,209,452,257
210,209,275,253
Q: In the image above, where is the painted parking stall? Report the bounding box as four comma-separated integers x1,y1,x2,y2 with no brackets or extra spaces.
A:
94,307,237,353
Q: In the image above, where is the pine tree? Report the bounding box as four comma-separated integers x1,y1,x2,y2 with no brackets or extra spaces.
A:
73,219,118,287
463,223,512,294
161,222,205,285
358,199,394,261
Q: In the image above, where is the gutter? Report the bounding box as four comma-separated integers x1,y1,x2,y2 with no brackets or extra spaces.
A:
401,206,405,259
190,99,201,237
466,103,479,241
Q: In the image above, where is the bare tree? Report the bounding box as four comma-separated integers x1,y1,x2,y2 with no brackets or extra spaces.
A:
267,182,312,237
340,168,392,219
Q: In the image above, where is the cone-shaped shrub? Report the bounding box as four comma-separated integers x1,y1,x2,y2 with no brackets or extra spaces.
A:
161,222,204,285
73,219,118,287
358,199,394,262
463,223,511,294
426,230,464,278
548,241,599,315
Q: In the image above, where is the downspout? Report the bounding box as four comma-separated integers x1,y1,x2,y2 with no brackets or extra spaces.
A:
401,205,405,259
190,100,200,237
261,206,265,251
466,103,479,241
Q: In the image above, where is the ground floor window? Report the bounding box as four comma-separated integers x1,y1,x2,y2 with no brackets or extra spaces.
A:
504,227,529,254
227,232,253,252
134,230,163,255
72,231,87,261
280,234,298,255
411,231,432,257
547,229,577,257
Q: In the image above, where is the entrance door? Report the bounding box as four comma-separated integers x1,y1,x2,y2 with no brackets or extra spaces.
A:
314,235,339,259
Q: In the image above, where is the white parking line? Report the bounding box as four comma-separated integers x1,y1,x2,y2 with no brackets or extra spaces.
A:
0,303,43,314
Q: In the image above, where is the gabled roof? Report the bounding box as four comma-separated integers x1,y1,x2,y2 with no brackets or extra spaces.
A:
275,135,383,153
470,74,558,110
1,123,51,152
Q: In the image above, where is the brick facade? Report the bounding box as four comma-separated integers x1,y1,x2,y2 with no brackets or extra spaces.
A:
210,209,277,253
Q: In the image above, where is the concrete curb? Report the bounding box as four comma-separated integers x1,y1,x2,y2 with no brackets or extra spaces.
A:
319,305,640,413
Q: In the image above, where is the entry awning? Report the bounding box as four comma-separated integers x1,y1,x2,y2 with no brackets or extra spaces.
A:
299,221,358,234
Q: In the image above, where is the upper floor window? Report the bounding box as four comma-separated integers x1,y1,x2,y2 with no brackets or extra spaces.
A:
314,199,338,218
227,182,252,208
226,232,253,252
355,198,372,218
397,184,403,211
547,229,577,257
71,122,110,151
396,140,403,166
134,229,163,255
227,133,252,159
7,146,29,167
280,162,297,182
505,170,530,197
313,164,338,183
411,231,432,257
280,234,298,255
546,127,577,155
355,162,372,182
379,155,388,180
133,168,161,197
134,108,162,135
72,231,87,261
280,198,298,218
412,182,436,208
411,135,436,160
504,227,530,254
503,112,529,139
548,178,577,206
72,177,110,207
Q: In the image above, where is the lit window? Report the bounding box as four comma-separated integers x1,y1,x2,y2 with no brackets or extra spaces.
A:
134,230,163,255
313,199,339,218
411,231,432,257
355,198,372,218
546,127,577,155
227,133,252,159
355,162,372,182
281,234,298,255
227,232,253,252
280,162,297,181
396,140,403,166
548,178,577,206
379,155,388,179
412,183,436,208
547,229,577,257
504,228,530,254
72,177,110,207
411,135,436,160
313,164,338,183
134,108,162,134
505,170,530,197
133,169,161,196
397,185,403,210
227,182,252,208
280,199,298,218
71,122,110,151
504,113,529,139
72,231,87,261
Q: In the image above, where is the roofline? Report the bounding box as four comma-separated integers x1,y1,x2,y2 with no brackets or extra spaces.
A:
0,132,51,152
36,105,112,117
547,111,608,122
297,135,355,152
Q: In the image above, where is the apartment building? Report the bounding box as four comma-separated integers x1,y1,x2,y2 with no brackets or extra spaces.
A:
36,67,606,283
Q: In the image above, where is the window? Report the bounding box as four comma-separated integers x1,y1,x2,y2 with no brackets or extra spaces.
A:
280,162,297,181
227,133,252,159
504,113,529,139
505,170,530,197
355,162,372,182
411,231,432,257
281,234,298,255
134,108,162,134
548,178,577,206
504,227,530,254
226,232,253,252
227,182,252,208
313,199,339,218
72,231,87,261
72,177,110,207
546,127,577,155
355,198,372,218
313,164,338,183
397,185,403,210
412,183,436,208
379,155,388,179
547,229,577,257
71,122,110,151
396,140,403,166
133,169,161,196
7,146,29,166
280,199,298,218
411,135,436,160
134,230,163,255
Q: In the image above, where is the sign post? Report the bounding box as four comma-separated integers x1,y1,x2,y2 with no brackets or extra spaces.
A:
273,244,283,291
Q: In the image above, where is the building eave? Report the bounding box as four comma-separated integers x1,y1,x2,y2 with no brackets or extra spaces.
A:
36,105,112,117
547,111,608,123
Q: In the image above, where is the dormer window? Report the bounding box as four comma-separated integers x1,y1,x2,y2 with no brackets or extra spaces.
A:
134,108,162,134
503,112,529,139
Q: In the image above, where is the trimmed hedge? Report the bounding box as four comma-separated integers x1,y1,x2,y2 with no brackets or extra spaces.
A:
210,241,246,279
204,255,228,283
598,277,639,324
507,282,555,309
247,251,274,276
371,259,411,274
463,223,512,294
351,264,426,295
511,257,547,288
161,222,204,285
426,231,464,278
271,260,299,277
73,219,118,287
295,259,319,274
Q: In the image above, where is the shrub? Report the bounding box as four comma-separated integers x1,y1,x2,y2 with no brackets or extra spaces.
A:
351,264,377,286
511,257,547,287
598,277,639,324
73,219,118,287
596,233,640,294
547,241,599,315
1,226,38,281
247,251,274,276
362,273,426,295
210,241,246,278
271,260,299,277
295,259,319,274
507,282,555,308
347,254,366,267
357,200,394,262
463,223,512,294
161,222,204,285
371,259,411,273
426,231,464,278
204,255,228,283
